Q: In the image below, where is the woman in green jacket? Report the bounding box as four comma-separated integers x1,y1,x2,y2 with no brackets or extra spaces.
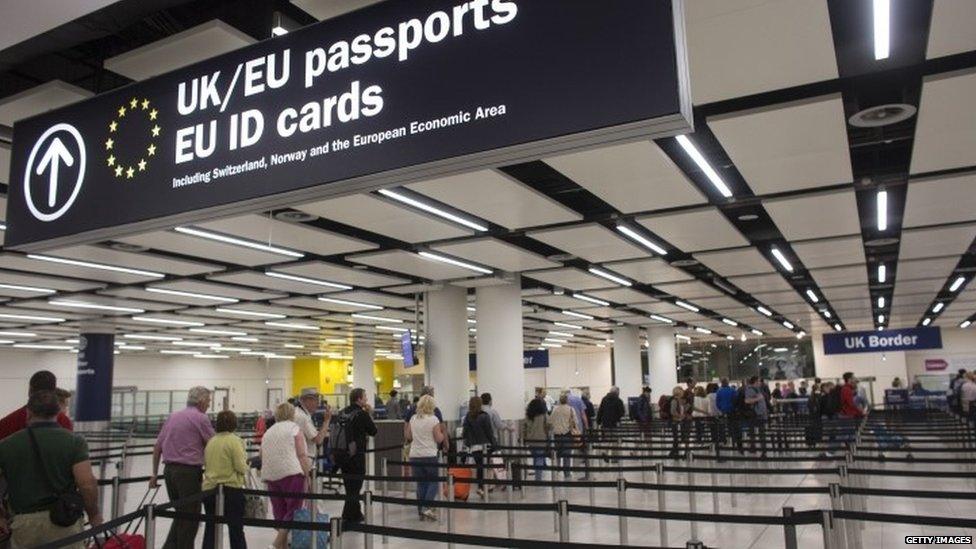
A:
203,410,249,549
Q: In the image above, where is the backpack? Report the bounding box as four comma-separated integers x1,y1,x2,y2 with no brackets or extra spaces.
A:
822,389,841,417
657,395,672,421
635,396,652,422
735,388,756,419
328,409,359,460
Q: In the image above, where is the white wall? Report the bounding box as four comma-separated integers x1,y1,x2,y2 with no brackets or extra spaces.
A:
0,349,292,415
905,327,976,381
519,347,612,402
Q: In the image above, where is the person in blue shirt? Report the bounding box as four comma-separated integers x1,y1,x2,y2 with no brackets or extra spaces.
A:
714,378,736,454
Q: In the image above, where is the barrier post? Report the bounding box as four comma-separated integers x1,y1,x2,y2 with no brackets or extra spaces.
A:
782,506,798,549
558,499,570,542
821,510,835,549
380,459,388,545
828,483,847,549
617,477,628,545
551,456,559,534
98,461,108,512
215,484,225,549
110,474,121,520
447,472,455,549
729,455,737,508
144,504,156,549
330,516,343,549
507,463,515,539
687,453,698,542
656,462,668,547
363,490,373,549
710,467,719,514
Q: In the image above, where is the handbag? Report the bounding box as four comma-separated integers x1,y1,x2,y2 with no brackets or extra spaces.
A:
243,469,268,520
27,427,85,527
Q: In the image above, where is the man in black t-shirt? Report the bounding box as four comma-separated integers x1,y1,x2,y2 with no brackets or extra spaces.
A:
335,388,377,524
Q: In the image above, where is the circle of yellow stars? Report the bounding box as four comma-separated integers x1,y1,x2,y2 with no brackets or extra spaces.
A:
105,97,160,180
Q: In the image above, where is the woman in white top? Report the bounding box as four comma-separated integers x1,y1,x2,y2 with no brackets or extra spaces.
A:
692,385,710,442
405,395,445,520
260,402,311,549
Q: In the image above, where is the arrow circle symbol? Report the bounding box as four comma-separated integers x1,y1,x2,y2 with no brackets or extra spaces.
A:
23,123,87,222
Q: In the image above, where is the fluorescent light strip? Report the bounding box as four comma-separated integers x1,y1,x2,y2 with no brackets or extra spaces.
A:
173,341,221,348
615,225,668,255
878,314,886,324
264,271,352,290
770,247,794,273
49,299,145,313
124,334,183,341
190,328,247,336
0,283,56,294
649,314,674,324
219,347,251,352
174,227,304,258
145,287,238,303
756,306,773,317
834,324,843,332
675,334,692,342
216,308,286,319
554,322,583,330
14,343,73,350
326,338,348,344
351,313,403,323
877,296,886,309
876,190,888,230
721,318,738,327
0,312,66,323
0,331,36,337
318,297,383,310
265,321,319,331
27,254,165,278
949,276,966,293
375,325,408,332
675,300,699,313
541,343,562,348
932,302,945,313
587,267,632,287
133,316,205,327
573,294,610,307
873,0,890,60
549,331,574,338
961,320,972,329
694,327,712,334
878,264,887,283
782,321,794,329
271,25,288,36
544,338,568,344
806,289,819,303
823,310,832,319
921,318,931,327
378,189,488,231
284,344,304,349
751,329,764,336
118,345,146,351
675,134,733,198
194,354,230,359
561,310,594,320
232,336,260,342
417,251,492,275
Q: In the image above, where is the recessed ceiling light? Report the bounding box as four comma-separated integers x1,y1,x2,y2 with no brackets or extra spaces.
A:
878,314,885,324
770,247,794,273
549,331,574,338
921,317,932,326
878,264,887,283
13,343,74,350
0,331,35,337
49,300,145,313
0,312,65,323
194,354,230,359
737,214,759,221
216,307,286,319
756,306,772,317
961,320,972,329
834,324,843,332
265,321,319,331
133,316,205,327
284,343,305,349
124,334,182,341
675,334,692,342
561,310,594,320
265,271,352,290
721,318,738,326
174,226,304,258
822,310,832,319
782,321,794,329
750,329,764,336
351,313,403,323
675,300,699,313
318,297,383,310
649,314,674,324
554,322,583,330
378,189,488,231
146,287,239,303
876,190,888,231
0,283,56,294
694,327,712,334
877,296,886,308
27,254,165,278
949,276,966,293
375,325,408,332
873,0,890,60
805,289,819,303
932,302,945,313
614,225,668,255
417,251,493,275
587,267,632,287
160,349,197,355
675,134,733,198
190,328,248,336
117,345,146,351
173,341,221,348
232,336,260,342
573,293,610,307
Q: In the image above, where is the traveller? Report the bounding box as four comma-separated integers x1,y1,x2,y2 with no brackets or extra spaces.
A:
634,386,654,429
294,387,331,462
202,411,248,549
743,376,768,456
692,385,709,442
550,393,576,479
705,383,721,444
839,373,864,419
0,370,73,441
960,373,976,418
0,390,100,548
772,382,783,400
404,387,447,453
596,387,625,429
668,386,691,458
798,380,809,397
522,389,550,481
715,378,736,447
461,396,496,497
580,389,596,427
254,409,274,445
481,393,511,443
683,377,697,407
334,388,377,524
564,390,590,479
260,402,311,549
55,389,72,418
386,390,403,420
891,377,903,389
150,386,215,549
406,395,445,521
950,369,967,414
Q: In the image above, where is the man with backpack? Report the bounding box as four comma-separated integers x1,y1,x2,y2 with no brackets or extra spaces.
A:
330,388,377,525
742,376,768,456
635,387,653,430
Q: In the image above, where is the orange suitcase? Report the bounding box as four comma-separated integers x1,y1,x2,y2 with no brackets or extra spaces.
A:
443,466,472,501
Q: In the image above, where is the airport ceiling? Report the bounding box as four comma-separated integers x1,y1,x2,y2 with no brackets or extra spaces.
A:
0,0,974,360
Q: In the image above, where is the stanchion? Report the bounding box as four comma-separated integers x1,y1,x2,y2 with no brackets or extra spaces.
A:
380,459,388,545
551,457,558,534
144,504,156,549
558,500,570,542
828,483,847,549
656,462,668,547
215,484,225,549
364,490,374,549
617,477,628,545
782,506,798,549
687,453,698,542
730,453,738,508
110,474,121,520
711,467,719,514
330,516,343,549
506,463,515,539
821,509,835,549
447,472,455,549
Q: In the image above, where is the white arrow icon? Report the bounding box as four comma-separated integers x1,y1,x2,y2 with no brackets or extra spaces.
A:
35,137,75,208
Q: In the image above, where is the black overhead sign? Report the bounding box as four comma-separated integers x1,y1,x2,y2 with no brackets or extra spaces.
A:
6,0,692,249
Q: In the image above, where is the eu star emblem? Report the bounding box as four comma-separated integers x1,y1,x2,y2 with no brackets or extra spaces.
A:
105,97,161,181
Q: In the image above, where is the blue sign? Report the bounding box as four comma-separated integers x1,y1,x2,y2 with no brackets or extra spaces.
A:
822,327,942,355
75,333,115,421
469,350,549,371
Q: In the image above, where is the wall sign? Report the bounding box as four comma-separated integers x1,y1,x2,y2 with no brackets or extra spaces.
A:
468,349,549,371
6,0,691,249
822,327,943,355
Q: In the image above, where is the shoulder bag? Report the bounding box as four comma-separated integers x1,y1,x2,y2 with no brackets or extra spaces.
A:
26,427,86,527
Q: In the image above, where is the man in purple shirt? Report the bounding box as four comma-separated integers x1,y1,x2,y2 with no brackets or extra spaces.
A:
150,387,215,549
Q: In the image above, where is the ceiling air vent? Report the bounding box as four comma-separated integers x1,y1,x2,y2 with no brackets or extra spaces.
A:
669,259,699,267
848,104,916,128
109,242,148,252
864,237,900,247
274,210,318,222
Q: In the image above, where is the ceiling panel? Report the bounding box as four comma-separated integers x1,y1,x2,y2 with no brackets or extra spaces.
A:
708,94,852,194
750,290,804,306
810,265,870,288
728,272,794,294
601,258,694,285
637,208,749,252
274,261,409,288
543,140,705,213
0,80,92,127
694,247,775,277
569,307,631,319
903,173,976,228
893,278,946,296
152,280,283,302
523,294,597,310
198,214,376,257
430,238,557,272
685,0,837,104
0,143,9,186
896,258,957,282
104,20,256,80
24,294,179,314
0,270,103,293
527,224,645,263
822,285,868,303
295,194,471,242
899,224,976,260
927,0,976,58
118,231,294,266
48,245,221,276
407,170,581,230
587,288,655,305
764,191,861,241
326,290,415,309
0,254,159,285
207,271,343,295
290,0,381,20
384,283,440,295
692,296,745,311
450,277,512,288
792,236,866,269
347,250,478,280
912,71,976,174
655,280,725,300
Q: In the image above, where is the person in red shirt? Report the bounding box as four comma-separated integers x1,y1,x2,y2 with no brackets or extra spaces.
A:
0,370,73,441
839,373,865,419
